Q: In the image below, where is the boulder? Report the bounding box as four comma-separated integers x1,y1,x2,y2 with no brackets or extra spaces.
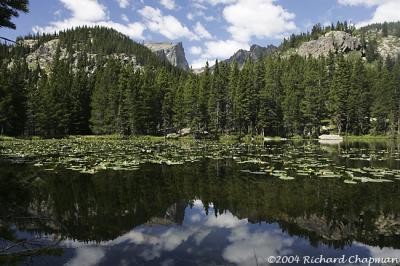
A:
319,134,344,140
178,128,191,136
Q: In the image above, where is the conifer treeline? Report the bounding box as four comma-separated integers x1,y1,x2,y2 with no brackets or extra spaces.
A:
1,27,400,137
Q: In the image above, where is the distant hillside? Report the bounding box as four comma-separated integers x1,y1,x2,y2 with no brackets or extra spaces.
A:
5,26,176,73
279,21,400,61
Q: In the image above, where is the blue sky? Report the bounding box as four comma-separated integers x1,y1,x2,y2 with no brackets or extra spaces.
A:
2,0,399,68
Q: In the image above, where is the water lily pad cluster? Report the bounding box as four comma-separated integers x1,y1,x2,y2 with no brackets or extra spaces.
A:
0,139,400,184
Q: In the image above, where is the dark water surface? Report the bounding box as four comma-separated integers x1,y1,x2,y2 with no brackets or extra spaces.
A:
1,140,400,265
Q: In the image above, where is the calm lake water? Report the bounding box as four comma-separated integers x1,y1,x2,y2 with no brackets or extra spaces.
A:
1,140,400,265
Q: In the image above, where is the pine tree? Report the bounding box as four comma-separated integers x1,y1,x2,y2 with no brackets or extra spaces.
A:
183,72,199,129
349,58,371,134
227,60,240,133
329,55,351,135
198,62,211,131
366,38,379,63
90,59,121,134
281,55,305,136
258,57,283,136
70,54,91,134
382,22,389,37
0,0,29,29
301,58,324,136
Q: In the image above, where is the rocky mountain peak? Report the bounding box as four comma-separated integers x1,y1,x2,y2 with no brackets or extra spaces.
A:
144,42,189,71
225,44,278,67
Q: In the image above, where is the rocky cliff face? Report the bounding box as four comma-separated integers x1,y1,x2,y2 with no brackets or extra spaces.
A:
294,30,400,59
225,44,278,67
296,31,362,58
377,35,400,59
144,42,189,71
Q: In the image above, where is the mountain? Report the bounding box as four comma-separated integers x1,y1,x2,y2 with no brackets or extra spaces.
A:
144,42,189,71
194,44,278,73
224,44,278,67
13,26,176,73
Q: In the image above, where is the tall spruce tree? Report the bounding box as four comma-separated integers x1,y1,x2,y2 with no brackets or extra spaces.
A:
329,55,351,135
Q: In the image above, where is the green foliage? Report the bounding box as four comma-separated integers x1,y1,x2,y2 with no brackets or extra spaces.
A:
0,0,29,29
1,25,400,138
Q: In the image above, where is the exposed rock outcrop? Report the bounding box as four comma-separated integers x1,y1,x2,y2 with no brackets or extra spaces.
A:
144,42,189,71
225,44,278,68
378,35,400,59
297,31,362,58
194,44,277,73
19,38,139,73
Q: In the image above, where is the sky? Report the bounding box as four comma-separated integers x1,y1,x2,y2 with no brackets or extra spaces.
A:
1,0,400,68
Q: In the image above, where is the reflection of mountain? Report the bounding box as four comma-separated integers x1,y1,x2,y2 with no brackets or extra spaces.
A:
1,159,400,249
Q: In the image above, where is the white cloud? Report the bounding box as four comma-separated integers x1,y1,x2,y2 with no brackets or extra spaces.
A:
59,0,107,22
223,0,296,42
204,39,249,58
65,247,105,266
337,0,400,27
223,227,294,266
191,58,211,69
208,0,237,5
194,22,212,39
193,0,236,6
139,6,197,40
190,46,203,55
117,0,130,8
191,0,296,69
160,0,176,10
337,0,390,7
33,0,145,40
190,39,249,68
121,14,129,22
187,9,216,22
187,13,194,20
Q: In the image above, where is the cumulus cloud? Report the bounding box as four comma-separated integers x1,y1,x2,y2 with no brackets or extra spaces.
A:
191,0,296,68
190,46,203,55
160,0,177,10
117,0,130,8
139,6,197,40
121,14,129,23
60,0,107,22
33,0,145,40
190,39,249,68
204,39,249,59
223,0,296,42
194,22,213,39
337,0,400,26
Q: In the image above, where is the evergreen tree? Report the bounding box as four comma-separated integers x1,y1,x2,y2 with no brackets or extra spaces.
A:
281,55,305,136
349,58,371,134
329,55,351,135
0,0,29,29
301,58,325,136
258,57,283,136
198,62,211,131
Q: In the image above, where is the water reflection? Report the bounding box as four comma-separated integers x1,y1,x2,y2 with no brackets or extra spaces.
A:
1,140,400,265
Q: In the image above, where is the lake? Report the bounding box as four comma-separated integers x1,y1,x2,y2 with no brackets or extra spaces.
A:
1,139,400,265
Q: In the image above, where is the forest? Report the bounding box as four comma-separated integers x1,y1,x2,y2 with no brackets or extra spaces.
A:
0,25,400,138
